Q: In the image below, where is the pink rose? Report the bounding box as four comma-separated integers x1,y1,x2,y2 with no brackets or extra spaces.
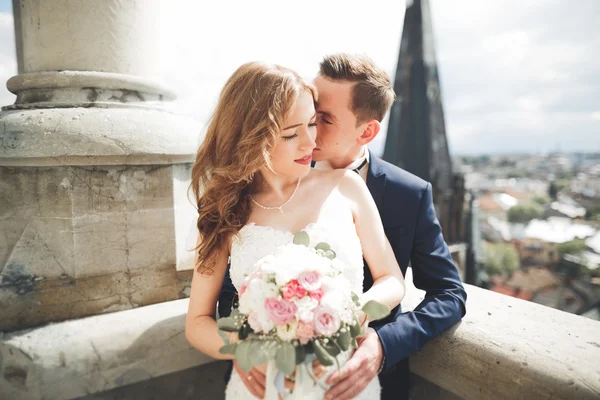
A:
247,312,262,332
239,283,248,295
296,321,315,344
298,271,322,291
309,288,324,302
282,279,307,301
313,306,341,336
265,298,298,325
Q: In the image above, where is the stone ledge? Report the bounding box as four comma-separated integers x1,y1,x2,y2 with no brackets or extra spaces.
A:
403,275,600,399
0,298,213,400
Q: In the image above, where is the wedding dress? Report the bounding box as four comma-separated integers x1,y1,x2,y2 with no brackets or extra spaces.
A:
225,215,381,399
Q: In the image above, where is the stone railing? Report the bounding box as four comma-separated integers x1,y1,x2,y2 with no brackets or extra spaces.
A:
1,273,599,399
405,281,600,399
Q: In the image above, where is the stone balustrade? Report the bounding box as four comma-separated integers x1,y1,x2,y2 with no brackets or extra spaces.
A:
1,271,598,399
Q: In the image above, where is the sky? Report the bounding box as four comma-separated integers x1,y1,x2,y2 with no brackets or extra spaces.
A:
0,0,598,155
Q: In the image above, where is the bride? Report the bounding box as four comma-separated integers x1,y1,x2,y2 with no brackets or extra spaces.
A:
185,62,405,399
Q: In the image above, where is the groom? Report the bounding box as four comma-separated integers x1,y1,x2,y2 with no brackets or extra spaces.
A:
217,53,467,400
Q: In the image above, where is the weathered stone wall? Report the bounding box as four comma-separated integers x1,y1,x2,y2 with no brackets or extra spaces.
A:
0,0,201,332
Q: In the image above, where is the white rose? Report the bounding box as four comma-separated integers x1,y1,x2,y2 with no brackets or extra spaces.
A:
256,307,274,333
238,291,252,314
296,308,314,322
321,292,345,312
294,295,319,310
257,254,277,274
276,320,298,342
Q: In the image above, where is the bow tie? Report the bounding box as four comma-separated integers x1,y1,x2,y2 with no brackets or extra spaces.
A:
353,159,368,174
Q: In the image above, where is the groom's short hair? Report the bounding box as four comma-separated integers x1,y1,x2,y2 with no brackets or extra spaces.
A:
319,53,396,125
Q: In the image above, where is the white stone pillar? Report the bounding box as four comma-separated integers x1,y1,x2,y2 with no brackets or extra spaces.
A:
0,0,201,332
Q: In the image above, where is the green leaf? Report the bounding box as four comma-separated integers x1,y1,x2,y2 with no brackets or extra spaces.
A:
351,338,358,349
312,340,335,366
322,339,341,357
235,341,254,372
248,340,276,365
275,342,296,375
238,322,251,340
230,308,241,319
295,344,307,365
219,343,237,355
337,329,351,351
217,317,239,332
315,242,331,251
218,330,230,345
350,292,361,307
362,300,390,320
349,318,362,337
293,231,310,247
325,250,336,260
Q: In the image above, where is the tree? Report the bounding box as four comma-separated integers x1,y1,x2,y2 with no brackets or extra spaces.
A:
507,203,543,223
557,239,587,257
532,194,551,206
482,242,521,277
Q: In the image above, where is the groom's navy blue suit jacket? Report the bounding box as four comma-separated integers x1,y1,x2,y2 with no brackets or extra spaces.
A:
217,152,467,399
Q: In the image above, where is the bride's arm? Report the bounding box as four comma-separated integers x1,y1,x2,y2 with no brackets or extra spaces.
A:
185,237,234,360
338,170,405,317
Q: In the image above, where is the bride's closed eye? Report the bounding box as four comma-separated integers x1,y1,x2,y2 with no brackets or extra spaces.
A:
282,133,298,141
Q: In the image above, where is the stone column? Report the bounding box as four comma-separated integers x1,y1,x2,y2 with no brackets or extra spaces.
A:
0,0,201,331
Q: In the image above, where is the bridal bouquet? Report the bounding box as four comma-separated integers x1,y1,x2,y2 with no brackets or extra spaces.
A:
217,231,390,387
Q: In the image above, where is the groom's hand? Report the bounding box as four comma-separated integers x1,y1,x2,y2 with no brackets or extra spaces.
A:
233,360,266,399
324,328,383,400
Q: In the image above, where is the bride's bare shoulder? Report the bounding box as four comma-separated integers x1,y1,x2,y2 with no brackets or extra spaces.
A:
306,168,346,183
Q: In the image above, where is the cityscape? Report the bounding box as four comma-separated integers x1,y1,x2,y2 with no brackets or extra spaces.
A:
456,152,600,319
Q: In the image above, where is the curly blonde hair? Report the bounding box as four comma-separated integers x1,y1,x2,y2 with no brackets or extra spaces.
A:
190,62,317,274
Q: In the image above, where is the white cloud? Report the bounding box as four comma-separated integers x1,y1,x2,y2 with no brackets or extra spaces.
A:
429,0,600,154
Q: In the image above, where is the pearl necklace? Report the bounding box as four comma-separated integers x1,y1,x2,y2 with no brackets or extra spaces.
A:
249,178,301,214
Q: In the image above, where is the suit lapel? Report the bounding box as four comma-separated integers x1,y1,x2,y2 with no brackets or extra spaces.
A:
366,151,387,215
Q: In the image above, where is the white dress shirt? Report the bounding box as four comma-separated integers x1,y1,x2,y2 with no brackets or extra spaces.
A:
314,146,370,182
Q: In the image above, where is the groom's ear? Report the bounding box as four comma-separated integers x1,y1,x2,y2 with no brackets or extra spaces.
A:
357,120,380,145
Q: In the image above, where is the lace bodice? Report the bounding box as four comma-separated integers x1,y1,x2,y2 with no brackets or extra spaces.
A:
230,221,365,295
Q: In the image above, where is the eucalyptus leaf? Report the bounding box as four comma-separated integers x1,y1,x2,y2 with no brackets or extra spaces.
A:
293,231,310,247
238,322,251,340
322,339,341,357
351,292,361,307
362,300,390,320
219,343,237,355
275,342,296,375
217,330,230,345
312,340,335,366
235,340,254,372
337,329,351,351
351,337,358,349
349,319,362,337
217,317,239,332
315,242,331,251
230,308,241,319
295,344,307,365
249,340,273,365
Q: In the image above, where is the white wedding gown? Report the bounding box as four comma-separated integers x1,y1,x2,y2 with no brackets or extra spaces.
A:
225,217,381,399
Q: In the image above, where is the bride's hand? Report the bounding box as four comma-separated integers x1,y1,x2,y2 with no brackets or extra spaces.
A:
311,358,328,380
233,360,266,399
252,363,295,399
